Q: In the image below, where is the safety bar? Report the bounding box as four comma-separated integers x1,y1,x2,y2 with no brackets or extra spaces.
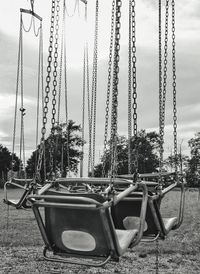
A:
118,172,176,179
173,178,185,229
160,182,177,197
4,180,30,191
55,177,133,186
129,182,148,247
111,184,138,206
28,194,102,206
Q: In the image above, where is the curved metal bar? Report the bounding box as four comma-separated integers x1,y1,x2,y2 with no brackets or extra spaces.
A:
129,182,148,247
43,246,111,267
172,177,185,230
28,194,102,206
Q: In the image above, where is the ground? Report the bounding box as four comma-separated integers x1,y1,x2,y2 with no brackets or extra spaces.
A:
0,188,200,274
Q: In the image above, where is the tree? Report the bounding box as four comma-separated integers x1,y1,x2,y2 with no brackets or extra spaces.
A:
186,132,200,187
0,145,21,186
164,153,189,173
94,130,160,177
26,120,83,179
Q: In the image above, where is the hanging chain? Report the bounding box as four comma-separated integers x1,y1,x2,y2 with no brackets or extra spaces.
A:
102,0,115,177
49,0,60,177
92,0,99,177
19,15,26,178
131,0,138,179
159,0,169,174
36,0,56,181
158,0,163,185
88,0,99,176
110,0,122,183
128,0,132,175
155,238,159,274
81,4,88,177
172,0,178,174
12,13,23,175
35,22,43,174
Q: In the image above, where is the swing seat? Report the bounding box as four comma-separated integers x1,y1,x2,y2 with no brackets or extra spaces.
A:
28,183,148,266
111,191,178,241
3,180,33,209
3,179,47,209
162,217,178,234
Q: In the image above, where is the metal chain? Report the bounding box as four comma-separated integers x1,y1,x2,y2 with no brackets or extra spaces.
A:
128,0,132,175
36,0,56,181
110,0,122,183
158,0,163,184
12,14,23,174
49,0,60,177
159,0,169,172
35,22,43,175
172,0,178,174
88,0,99,176
102,0,115,177
131,0,138,177
81,47,86,177
19,16,26,178
155,238,159,274
57,0,65,125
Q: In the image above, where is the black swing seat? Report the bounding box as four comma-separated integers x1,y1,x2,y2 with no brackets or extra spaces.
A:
28,183,148,266
3,178,46,209
111,191,178,241
3,179,34,209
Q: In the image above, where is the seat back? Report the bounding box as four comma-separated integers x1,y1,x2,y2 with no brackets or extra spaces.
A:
111,192,163,238
35,191,120,258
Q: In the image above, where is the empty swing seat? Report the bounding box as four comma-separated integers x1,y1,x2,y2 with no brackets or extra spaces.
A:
3,179,35,209
111,191,178,240
28,185,144,266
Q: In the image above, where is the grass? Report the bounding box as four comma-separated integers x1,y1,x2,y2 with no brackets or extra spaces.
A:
0,188,200,273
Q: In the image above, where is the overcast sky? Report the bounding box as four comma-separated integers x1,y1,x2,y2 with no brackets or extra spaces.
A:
0,0,200,170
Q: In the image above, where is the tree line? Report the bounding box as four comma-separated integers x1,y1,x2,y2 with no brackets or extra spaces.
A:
0,120,199,187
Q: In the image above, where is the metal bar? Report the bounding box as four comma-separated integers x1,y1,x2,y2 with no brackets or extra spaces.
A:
43,247,111,267
118,172,176,179
20,8,42,21
28,194,101,205
130,182,148,247
32,206,52,248
32,201,97,209
56,177,133,185
112,184,138,206
160,182,177,197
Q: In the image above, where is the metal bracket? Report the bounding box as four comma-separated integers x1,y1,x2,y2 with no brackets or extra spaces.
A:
20,8,42,21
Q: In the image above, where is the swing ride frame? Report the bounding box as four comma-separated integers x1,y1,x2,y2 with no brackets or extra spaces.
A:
28,182,148,266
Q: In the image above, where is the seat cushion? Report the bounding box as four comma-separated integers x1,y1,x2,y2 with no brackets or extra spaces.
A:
162,217,177,234
116,229,138,255
8,199,19,206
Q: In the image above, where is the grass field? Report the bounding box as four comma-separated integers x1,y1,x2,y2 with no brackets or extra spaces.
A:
0,188,200,274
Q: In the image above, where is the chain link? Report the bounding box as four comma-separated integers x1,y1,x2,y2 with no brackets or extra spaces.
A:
102,0,115,177
50,0,60,177
155,238,159,274
88,0,99,176
128,0,132,175
131,0,138,177
36,0,56,181
172,0,178,174
159,0,169,174
91,0,99,176
110,0,122,183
